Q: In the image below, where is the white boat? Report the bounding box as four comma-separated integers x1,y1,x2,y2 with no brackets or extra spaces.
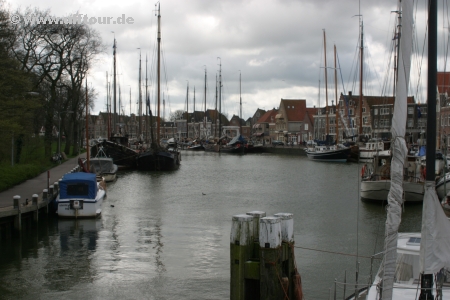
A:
364,233,450,299
86,156,118,182
364,1,450,299
359,139,391,162
56,172,106,218
361,153,426,202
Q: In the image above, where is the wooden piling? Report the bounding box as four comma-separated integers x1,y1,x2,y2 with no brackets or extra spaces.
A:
230,214,254,300
274,213,295,298
246,211,266,260
43,189,48,213
13,195,21,232
259,216,283,300
32,194,39,222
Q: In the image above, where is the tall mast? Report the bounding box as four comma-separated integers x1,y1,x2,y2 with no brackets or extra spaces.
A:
323,29,329,140
193,86,196,124
145,54,148,142
129,86,131,136
334,44,339,144
156,3,161,144
204,67,207,139
218,57,222,138
186,81,189,140
239,71,242,136
119,84,122,134
85,77,90,171
359,19,364,137
113,37,117,135
106,71,110,138
215,74,218,138
138,49,142,139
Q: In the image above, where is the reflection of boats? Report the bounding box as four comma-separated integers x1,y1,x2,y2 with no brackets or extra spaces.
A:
56,173,106,218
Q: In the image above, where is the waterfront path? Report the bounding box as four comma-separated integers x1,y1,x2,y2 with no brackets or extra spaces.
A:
0,155,85,209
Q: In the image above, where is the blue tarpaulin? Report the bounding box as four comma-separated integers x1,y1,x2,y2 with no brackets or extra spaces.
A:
418,145,426,157
59,172,97,199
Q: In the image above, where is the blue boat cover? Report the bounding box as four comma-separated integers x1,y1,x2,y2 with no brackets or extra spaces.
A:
59,172,97,199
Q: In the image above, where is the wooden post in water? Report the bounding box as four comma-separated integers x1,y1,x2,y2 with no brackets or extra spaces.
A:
246,211,266,258
43,189,48,214
230,214,254,300
274,213,294,298
259,216,282,300
13,195,21,232
32,194,39,222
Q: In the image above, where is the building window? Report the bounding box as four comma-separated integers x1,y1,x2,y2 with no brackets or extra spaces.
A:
407,118,413,127
362,107,366,113
349,109,354,115
374,108,378,115
363,116,368,124
304,123,308,130
408,107,414,114
380,108,390,115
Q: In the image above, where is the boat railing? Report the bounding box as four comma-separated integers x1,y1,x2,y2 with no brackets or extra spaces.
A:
365,174,423,183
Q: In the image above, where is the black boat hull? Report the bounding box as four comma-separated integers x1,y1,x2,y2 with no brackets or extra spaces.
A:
305,148,350,162
91,140,137,168
136,150,180,171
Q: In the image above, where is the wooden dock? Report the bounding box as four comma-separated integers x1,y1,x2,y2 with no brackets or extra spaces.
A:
0,155,84,239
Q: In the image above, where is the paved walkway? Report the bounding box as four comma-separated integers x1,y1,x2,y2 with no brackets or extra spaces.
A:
0,155,85,209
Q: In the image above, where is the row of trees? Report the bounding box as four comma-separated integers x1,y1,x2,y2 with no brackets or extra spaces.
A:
0,3,103,164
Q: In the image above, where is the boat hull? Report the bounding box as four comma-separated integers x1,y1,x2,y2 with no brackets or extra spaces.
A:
91,140,137,168
305,148,350,162
435,172,450,200
136,150,180,171
56,189,106,218
360,180,424,202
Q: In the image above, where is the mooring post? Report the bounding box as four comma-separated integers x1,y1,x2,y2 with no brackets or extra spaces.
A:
54,181,59,196
246,211,266,259
32,194,39,222
49,185,54,200
230,214,254,300
274,213,294,299
43,189,48,214
259,216,282,300
13,195,21,232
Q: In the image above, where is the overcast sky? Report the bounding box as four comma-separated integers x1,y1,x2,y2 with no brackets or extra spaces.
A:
7,0,442,120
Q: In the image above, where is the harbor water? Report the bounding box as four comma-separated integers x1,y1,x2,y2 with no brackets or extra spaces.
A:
0,152,422,299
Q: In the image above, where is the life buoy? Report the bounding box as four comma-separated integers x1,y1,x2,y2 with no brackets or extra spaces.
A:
361,165,366,178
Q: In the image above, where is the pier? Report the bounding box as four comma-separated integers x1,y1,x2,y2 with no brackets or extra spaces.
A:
0,155,84,239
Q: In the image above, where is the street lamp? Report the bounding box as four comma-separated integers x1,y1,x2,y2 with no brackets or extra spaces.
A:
58,110,74,155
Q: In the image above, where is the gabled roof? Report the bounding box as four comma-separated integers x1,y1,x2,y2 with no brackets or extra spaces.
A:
280,99,307,122
438,72,450,95
257,109,278,123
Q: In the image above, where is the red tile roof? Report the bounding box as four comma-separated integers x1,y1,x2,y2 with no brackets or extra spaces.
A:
280,99,307,122
438,72,450,95
257,109,278,123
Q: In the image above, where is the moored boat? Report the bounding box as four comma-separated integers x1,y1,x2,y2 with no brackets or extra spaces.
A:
305,144,350,162
56,172,106,218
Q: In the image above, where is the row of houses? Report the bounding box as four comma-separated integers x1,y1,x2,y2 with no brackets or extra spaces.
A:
84,71,450,146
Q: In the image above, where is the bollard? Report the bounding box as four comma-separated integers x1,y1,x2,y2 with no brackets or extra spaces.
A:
13,195,21,231
230,214,254,300
43,189,48,214
247,211,266,259
32,194,39,222
274,213,295,299
259,216,283,300
49,185,54,199
54,181,59,195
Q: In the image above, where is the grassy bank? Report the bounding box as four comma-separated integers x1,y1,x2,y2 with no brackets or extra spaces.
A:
0,142,85,192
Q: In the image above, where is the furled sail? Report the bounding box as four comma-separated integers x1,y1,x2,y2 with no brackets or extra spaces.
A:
381,1,413,298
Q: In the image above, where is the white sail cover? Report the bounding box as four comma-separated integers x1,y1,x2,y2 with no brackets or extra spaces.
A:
420,182,450,274
381,1,413,299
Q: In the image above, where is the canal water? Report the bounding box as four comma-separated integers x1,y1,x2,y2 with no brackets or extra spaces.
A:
0,152,422,299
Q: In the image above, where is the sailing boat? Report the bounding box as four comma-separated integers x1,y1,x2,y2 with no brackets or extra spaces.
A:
136,4,180,171
361,1,450,298
91,37,138,169
305,30,350,162
220,72,246,154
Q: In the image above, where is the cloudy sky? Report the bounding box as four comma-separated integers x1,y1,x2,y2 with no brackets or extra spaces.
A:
7,0,441,120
